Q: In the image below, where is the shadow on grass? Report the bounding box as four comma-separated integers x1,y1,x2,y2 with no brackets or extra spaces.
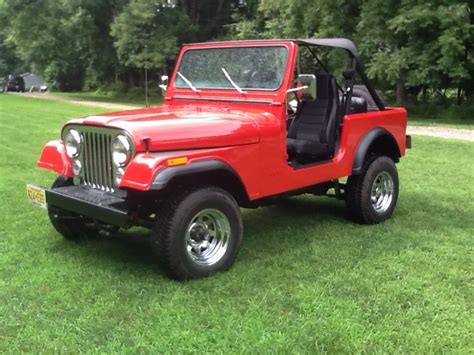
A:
45,191,465,279
45,196,347,271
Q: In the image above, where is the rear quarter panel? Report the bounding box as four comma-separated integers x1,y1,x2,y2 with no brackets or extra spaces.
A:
255,107,407,198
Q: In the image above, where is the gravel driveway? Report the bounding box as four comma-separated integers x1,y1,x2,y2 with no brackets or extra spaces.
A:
407,126,473,141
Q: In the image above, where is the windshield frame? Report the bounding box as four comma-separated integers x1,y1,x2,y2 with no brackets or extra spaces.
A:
173,45,290,93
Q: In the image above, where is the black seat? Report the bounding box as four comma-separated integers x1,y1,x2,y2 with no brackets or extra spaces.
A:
287,74,339,160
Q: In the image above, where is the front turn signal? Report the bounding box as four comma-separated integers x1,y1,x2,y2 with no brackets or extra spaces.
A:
167,157,189,167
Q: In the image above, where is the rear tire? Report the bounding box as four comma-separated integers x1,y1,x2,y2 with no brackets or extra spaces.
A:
48,176,99,240
345,156,399,224
152,186,243,280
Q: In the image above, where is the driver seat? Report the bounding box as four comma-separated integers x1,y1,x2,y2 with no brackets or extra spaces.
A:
287,74,339,161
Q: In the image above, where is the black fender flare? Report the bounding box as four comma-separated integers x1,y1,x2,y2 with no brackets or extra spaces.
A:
352,128,399,174
151,159,243,190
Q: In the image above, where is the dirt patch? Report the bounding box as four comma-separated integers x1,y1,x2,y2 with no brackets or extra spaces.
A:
407,126,473,142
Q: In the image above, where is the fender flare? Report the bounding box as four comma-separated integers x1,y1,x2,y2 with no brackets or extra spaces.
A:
352,128,399,174
151,159,242,190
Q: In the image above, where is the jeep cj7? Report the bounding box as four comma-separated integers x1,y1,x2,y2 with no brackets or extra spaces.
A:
27,39,410,280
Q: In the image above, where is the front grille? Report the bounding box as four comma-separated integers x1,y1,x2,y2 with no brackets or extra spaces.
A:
65,126,120,192
82,129,115,191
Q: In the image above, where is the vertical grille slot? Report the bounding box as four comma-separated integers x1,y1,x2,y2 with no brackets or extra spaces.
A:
79,127,117,192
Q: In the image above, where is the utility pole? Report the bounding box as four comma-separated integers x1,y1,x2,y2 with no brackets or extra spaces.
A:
145,44,149,108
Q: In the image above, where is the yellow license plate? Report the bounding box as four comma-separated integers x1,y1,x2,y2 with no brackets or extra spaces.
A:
26,184,47,209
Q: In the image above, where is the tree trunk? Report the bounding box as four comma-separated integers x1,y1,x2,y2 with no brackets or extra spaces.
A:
127,70,135,87
456,86,463,105
396,80,407,104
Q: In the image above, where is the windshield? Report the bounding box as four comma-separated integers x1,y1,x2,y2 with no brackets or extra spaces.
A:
175,46,288,91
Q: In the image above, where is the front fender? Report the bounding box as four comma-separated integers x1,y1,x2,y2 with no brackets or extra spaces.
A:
119,153,167,190
119,152,238,191
37,140,72,176
150,160,237,190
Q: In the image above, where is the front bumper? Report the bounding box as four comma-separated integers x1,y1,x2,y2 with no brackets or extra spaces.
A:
46,185,130,227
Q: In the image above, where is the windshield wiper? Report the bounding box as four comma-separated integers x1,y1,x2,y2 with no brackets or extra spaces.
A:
221,68,246,94
177,72,199,92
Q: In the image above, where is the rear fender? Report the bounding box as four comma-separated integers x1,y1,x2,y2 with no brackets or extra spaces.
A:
352,128,401,174
37,140,72,176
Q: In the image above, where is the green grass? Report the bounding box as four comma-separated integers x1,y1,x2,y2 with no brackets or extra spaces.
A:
1,94,473,352
51,91,163,107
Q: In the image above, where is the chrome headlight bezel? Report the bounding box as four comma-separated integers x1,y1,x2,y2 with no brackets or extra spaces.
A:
72,159,82,176
112,134,132,167
63,128,82,158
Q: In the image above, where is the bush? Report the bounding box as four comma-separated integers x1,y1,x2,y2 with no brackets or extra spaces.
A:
406,100,474,121
95,81,129,96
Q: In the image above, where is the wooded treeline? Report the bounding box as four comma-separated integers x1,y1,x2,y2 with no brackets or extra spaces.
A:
0,0,472,104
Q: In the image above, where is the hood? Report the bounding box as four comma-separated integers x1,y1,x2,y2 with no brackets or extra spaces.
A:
68,105,265,152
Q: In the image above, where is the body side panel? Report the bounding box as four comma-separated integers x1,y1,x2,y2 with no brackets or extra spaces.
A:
255,108,407,198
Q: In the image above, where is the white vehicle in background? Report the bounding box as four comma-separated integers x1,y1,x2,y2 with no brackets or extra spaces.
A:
21,73,48,92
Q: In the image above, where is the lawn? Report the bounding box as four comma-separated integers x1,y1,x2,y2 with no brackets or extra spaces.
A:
0,94,473,352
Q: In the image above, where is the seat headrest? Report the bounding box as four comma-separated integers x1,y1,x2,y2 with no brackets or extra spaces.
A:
315,74,334,100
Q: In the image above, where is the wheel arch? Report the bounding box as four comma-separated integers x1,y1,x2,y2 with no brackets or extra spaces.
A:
151,159,250,205
352,128,401,175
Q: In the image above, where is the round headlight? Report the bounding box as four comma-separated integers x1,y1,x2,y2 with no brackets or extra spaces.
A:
64,129,82,158
112,134,131,167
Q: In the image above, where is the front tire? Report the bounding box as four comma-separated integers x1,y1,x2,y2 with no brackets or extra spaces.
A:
345,156,399,224
152,186,243,280
48,176,99,240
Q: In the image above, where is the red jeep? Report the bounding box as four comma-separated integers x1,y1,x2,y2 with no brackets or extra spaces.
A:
28,39,409,280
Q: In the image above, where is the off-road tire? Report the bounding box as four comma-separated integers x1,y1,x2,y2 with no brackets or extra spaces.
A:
152,186,243,280
48,176,99,240
345,156,399,224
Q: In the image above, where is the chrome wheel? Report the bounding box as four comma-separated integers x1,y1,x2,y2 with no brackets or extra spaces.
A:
371,171,394,213
185,209,231,266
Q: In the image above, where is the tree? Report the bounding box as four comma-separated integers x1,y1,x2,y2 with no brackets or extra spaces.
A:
357,0,472,104
229,0,473,104
1,0,127,90
111,0,194,77
176,0,243,41
0,35,25,77
2,0,93,89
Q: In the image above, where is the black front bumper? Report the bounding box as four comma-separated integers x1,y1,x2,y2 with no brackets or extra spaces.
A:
46,185,130,227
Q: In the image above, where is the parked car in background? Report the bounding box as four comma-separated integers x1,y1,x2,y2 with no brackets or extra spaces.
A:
3,75,26,92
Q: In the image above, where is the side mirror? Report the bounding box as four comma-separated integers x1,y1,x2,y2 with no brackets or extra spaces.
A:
297,74,317,101
159,75,169,93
